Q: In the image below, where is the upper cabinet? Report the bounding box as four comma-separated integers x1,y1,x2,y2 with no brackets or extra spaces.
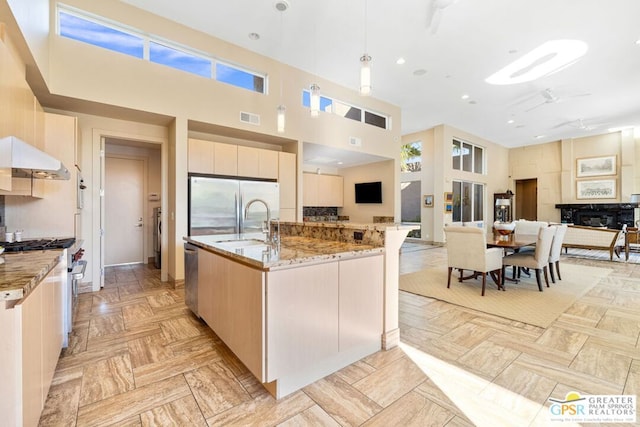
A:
188,139,281,181
188,138,238,176
238,146,278,180
303,173,343,207
0,33,47,193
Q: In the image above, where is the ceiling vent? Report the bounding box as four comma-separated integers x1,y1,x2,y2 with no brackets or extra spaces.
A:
240,111,260,125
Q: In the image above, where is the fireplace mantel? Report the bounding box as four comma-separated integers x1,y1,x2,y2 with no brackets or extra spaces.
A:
555,203,637,229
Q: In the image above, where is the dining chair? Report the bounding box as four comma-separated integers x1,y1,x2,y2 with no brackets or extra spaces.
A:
444,225,503,296
501,226,555,291
548,224,568,283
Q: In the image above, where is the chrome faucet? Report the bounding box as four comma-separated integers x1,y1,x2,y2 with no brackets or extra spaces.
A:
244,198,271,242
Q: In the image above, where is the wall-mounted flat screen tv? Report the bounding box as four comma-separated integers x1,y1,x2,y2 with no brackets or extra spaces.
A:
355,181,382,203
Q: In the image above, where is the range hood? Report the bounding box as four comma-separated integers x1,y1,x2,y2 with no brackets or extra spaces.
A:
0,136,70,180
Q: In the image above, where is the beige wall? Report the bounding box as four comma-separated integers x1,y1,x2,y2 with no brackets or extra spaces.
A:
510,130,638,223
509,141,562,222
340,160,396,223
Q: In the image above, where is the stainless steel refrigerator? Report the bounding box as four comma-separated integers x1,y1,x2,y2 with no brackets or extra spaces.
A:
188,176,280,236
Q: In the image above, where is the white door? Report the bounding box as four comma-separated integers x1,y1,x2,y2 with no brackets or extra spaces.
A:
105,156,145,265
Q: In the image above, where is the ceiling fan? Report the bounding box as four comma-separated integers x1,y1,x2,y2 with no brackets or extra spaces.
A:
425,0,458,34
555,118,608,131
525,88,590,112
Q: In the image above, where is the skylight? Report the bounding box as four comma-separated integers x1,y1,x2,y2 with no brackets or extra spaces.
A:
485,40,588,85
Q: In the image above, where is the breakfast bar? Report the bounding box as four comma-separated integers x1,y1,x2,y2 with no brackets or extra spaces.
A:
184,221,415,399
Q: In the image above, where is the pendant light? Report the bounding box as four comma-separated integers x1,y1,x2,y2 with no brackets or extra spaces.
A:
277,105,286,133
310,83,320,117
276,1,288,132
359,0,371,96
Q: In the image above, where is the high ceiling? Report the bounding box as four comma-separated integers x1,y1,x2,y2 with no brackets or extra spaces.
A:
120,0,640,148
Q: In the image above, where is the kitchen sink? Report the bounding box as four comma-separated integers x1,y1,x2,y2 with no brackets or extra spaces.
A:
216,239,269,250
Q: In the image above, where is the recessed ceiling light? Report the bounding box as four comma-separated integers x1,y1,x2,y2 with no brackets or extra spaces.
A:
461,94,470,100
534,135,545,139
274,0,290,12
507,119,515,124
248,32,260,40
486,40,588,85
636,39,640,45
396,57,406,65
413,69,427,76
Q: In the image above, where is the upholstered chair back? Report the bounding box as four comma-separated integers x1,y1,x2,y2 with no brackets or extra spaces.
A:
534,227,556,265
444,226,493,272
548,224,568,263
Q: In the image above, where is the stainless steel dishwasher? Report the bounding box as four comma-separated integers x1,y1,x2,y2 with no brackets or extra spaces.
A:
184,243,199,316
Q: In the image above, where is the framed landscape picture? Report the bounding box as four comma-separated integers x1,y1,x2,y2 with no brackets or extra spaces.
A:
576,155,616,177
576,179,616,199
423,194,433,207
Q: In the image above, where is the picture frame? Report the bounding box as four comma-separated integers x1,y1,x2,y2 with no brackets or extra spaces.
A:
576,155,616,177
423,194,434,207
444,192,453,202
576,179,616,199
444,203,453,213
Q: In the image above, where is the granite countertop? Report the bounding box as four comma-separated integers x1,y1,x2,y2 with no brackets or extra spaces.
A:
0,250,64,301
184,233,384,271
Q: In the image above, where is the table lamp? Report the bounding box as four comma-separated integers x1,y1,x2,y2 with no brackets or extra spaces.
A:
495,198,511,222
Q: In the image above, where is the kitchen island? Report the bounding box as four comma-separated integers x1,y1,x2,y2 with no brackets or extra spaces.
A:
184,221,415,399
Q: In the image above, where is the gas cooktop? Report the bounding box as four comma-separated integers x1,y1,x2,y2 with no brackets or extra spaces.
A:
0,238,76,252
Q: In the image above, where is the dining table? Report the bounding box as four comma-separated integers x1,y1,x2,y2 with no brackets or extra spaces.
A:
486,233,537,251
486,233,538,283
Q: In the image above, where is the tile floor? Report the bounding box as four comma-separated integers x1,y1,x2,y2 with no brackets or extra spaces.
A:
39,245,640,426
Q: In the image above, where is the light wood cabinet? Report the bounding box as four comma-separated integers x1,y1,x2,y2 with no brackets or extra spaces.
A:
197,249,265,380
338,256,383,351
302,173,319,207
238,146,279,179
195,246,384,399
214,142,238,176
190,139,282,179
0,259,66,427
197,248,215,326
0,177,44,198
265,263,340,382
188,138,238,176
0,35,46,192
278,152,296,211
303,173,344,207
188,138,214,174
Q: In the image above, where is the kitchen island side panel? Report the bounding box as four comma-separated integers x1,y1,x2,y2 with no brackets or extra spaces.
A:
265,262,340,383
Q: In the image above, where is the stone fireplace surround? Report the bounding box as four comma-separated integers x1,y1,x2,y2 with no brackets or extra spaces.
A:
555,203,637,229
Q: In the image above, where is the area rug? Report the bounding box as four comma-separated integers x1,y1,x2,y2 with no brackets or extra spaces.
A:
399,263,612,328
